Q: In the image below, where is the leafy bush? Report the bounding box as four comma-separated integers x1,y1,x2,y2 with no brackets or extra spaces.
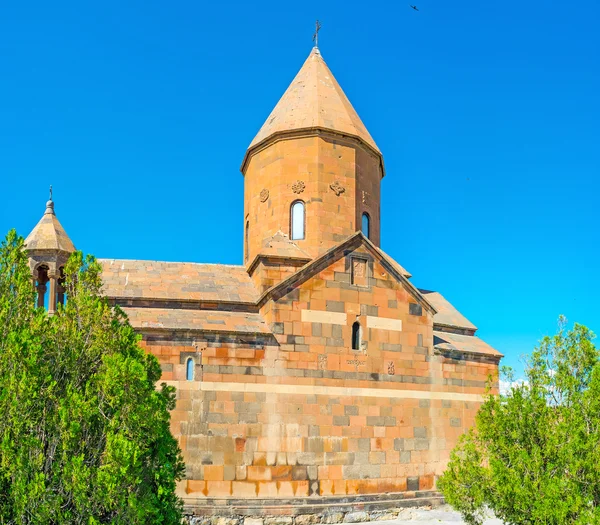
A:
0,230,185,524
439,318,600,524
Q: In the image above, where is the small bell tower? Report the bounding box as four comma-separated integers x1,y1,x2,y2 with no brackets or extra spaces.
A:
24,190,75,314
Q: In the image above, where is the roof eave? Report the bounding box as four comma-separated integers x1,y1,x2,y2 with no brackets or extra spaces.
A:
246,253,313,275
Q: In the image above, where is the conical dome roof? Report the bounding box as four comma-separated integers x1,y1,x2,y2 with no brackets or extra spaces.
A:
24,199,75,253
247,47,380,155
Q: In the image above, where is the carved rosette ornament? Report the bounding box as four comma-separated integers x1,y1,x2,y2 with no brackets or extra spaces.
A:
292,180,305,194
388,361,395,375
259,189,269,202
330,181,345,196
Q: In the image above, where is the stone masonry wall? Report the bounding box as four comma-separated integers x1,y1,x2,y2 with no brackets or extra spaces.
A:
140,245,499,508
243,135,381,264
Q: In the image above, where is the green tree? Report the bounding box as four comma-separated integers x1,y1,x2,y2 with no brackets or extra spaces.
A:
0,230,185,524
438,318,600,525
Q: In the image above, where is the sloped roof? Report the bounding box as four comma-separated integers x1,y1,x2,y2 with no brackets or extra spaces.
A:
420,290,477,332
248,47,380,155
373,245,412,279
123,308,269,334
99,260,259,303
24,200,75,253
259,230,312,259
433,330,502,358
259,232,431,313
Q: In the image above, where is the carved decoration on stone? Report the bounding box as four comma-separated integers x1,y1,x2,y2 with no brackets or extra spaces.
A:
330,181,345,196
259,189,269,202
362,190,370,204
388,361,395,375
292,180,305,194
347,358,364,372
318,354,327,370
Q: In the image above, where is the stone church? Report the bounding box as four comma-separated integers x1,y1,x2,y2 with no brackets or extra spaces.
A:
24,46,502,516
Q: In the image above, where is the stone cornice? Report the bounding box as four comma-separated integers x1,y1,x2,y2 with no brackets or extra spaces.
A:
240,127,385,177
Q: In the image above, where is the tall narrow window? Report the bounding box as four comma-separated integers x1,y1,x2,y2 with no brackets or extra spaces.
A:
245,221,250,262
35,264,49,309
352,321,361,351
290,201,305,240
186,358,194,381
57,267,66,307
362,213,370,239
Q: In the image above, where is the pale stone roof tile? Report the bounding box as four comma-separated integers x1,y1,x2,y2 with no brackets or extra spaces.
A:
248,47,380,154
122,308,269,334
259,230,312,259
433,330,502,358
99,260,259,303
420,290,477,331
24,200,75,253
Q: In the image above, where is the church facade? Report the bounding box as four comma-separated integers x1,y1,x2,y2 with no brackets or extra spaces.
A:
24,47,501,516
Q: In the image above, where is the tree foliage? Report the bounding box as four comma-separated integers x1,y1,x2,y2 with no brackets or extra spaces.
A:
438,317,600,524
0,230,185,524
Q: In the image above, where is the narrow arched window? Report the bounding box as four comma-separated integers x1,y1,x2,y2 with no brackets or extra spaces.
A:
186,358,194,381
35,264,49,309
362,213,370,239
57,266,66,307
245,221,250,262
352,322,361,351
290,201,305,240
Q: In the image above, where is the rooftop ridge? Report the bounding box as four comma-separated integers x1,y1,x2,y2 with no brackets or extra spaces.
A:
99,258,245,269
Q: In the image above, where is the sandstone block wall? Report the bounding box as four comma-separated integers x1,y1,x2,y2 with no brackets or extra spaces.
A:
243,135,381,263
140,246,498,505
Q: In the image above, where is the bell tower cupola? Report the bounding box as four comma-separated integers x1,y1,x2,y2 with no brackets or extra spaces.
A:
241,47,385,265
24,190,75,314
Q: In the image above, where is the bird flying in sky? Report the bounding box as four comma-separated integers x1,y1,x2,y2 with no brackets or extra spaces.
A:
410,5,419,10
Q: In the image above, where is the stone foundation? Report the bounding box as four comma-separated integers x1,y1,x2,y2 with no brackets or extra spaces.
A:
184,491,443,524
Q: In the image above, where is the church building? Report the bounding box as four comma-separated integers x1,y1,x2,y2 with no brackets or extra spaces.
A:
24,46,502,517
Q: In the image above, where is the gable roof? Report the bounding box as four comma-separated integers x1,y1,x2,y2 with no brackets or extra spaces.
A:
420,290,477,332
24,200,75,253
99,259,259,304
258,232,434,314
248,230,312,272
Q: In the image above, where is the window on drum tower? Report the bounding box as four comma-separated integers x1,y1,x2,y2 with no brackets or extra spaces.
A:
362,213,370,239
290,201,305,240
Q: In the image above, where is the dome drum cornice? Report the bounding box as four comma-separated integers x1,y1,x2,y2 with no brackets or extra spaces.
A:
240,126,385,176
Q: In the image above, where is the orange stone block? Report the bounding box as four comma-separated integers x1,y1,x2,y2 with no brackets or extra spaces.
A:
203,465,224,481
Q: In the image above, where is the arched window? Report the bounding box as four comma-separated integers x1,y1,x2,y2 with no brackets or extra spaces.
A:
245,221,250,262
57,266,66,307
352,321,361,351
361,213,370,239
35,264,49,309
186,357,195,381
290,201,305,240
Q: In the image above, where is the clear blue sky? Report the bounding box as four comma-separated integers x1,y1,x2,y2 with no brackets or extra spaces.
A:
1,1,598,376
